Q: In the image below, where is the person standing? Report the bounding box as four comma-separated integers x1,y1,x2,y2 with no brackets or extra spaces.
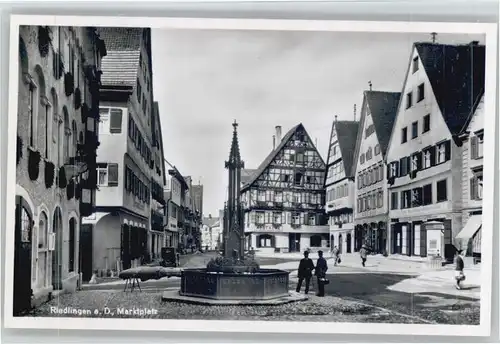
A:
314,250,328,297
332,246,340,266
360,245,368,267
454,250,466,290
296,251,315,294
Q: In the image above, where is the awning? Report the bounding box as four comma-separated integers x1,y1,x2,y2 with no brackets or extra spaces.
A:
456,215,482,240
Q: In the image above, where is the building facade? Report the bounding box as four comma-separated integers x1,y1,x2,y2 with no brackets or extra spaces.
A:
82,28,156,275
164,167,189,250
149,101,167,260
201,214,221,251
457,94,484,259
386,41,485,260
352,91,401,254
324,120,359,254
242,124,328,253
15,25,105,313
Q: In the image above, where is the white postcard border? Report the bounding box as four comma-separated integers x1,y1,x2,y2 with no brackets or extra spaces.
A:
3,14,497,337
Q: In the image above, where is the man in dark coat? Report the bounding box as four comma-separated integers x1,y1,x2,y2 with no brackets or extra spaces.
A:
296,250,315,294
314,250,328,297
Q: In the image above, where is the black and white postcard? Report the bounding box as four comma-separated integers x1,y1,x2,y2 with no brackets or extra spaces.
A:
3,15,497,337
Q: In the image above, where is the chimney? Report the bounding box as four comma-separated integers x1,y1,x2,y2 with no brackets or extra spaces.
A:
275,126,282,143
272,135,276,149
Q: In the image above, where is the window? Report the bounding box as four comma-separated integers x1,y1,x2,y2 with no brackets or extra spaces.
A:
273,212,282,224
412,56,419,73
97,163,119,187
391,192,398,210
470,132,484,159
374,144,381,156
470,176,483,200
411,153,422,172
292,213,300,225
377,190,383,208
97,165,108,186
423,114,430,133
411,187,422,207
437,141,450,164
401,127,408,143
308,214,316,225
417,83,425,102
28,82,36,147
136,78,141,103
365,124,375,138
275,191,283,203
423,184,432,205
255,212,265,224
437,179,448,202
399,156,409,176
423,147,433,168
366,147,372,161
109,109,123,133
265,190,273,202
406,92,412,109
389,162,398,178
360,153,365,164
294,172,303,186
401,190,411,209
412,121,418,139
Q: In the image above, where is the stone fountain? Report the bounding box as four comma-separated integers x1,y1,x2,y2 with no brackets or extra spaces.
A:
162,121,305,305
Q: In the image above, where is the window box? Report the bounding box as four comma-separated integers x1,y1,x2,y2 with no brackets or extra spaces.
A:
74,88,82,110
44,159,55,188
38,26,51,58
16,135,23,166
27,147,41,181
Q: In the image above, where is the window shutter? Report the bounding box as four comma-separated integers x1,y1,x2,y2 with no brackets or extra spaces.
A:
430,146,436,166
287,212,291,224
444,140,451,161
470,177,477,200
271,236,275,247
387,164,391,178
108,163,119,186
416,153,422,170
304,214,309,225
395,161,400,177
125,167,130,191
420,226,427,257
470,136,478,159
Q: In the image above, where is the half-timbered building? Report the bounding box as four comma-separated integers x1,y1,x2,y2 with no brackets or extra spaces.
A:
352,90,401,254
386,41,485,261
325,119,359,255
241,124,328,253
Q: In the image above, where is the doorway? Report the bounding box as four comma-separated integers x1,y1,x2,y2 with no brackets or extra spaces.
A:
346,233,352,253
338,234,343,254
79,224,93,282
13,196,33,315
51,207,63,290
288,233,301,252
392,224,402,254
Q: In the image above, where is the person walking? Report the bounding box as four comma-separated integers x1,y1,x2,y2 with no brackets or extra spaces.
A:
360,245,368,267
314,250,328,297
332,246,340,266
454,249,466,290
296,250,315,294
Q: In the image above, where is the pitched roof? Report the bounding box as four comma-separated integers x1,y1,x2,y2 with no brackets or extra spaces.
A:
415,42,485,136
332,121,359,178
241,169,257,185
98,28,142,87
241,123,324,191
365,91,401,157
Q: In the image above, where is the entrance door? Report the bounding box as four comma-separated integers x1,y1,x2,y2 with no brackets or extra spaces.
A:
288,233,301,252
13,196,33,316
79,224,93,282
338,234,343,254
346,233,352,253
51,208,63,290
392,225,402,254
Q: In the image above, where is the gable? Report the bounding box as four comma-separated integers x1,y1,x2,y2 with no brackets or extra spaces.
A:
241,124,326,191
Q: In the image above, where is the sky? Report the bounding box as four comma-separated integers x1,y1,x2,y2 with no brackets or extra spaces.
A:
151,29,484,218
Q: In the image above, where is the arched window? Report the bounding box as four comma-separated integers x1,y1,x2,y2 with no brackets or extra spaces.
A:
63,107,70,163
33,66,49,159
71,120,77,159
50,88,59,165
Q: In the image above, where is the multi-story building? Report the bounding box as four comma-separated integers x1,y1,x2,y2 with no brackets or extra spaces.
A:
241,124,328,253
164,167,189,249
15,25,105,313
324,119,359,254
457,94,484,260
201,214,221,251
81,27,156,273
352,91,401,254
386,41,485,261
149,101,166,260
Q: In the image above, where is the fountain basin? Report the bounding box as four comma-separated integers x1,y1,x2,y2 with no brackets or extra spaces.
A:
180,268,290,300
